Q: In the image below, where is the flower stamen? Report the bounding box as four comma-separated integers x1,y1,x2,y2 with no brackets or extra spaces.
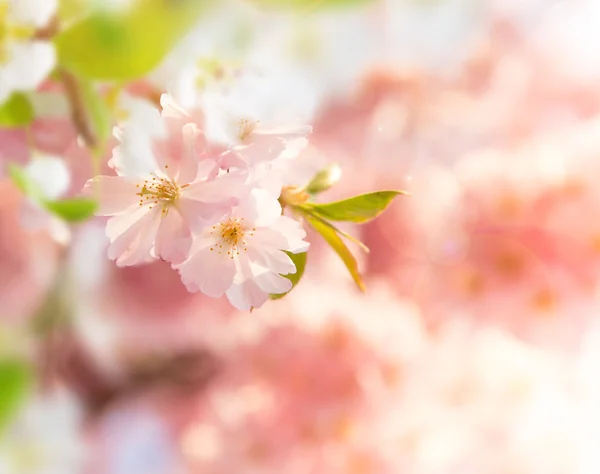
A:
137,175,181,215
210,217,254,259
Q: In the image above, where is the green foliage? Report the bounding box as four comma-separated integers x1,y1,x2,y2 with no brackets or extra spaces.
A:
305,214,365,291
7,164,41,200
0,93,35,127
302,190,406,224
44,198,98,223
305,163,342,195
55,0,213,80
0,359,33,433
271,251,307,300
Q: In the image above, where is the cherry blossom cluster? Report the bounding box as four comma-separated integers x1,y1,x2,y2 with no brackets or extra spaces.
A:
84,95,310,311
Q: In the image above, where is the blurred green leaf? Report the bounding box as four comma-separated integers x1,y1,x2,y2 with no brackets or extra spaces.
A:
55,0,213,80
305,163,342,195
44,197,98,222
305,214,365,292
303,190,406,224
0,359,33,433
7,164,43,200
0,93,34,127
270,251,307,300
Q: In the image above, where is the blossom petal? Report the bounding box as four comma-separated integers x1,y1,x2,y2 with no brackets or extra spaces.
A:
107,207,161,267
235,188,282,227
183,171,245,204
25,155,70,200
83,176,141,216
2,41,55,94
226,278,271,311
246,245,296,275
154,208,192,264
10,0,58,28
160,94,190,119
177,242,236,297
271,216,310,253
253,270,293,295
177,123,203,184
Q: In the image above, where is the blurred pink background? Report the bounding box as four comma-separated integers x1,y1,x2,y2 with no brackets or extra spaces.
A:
3,0,600,473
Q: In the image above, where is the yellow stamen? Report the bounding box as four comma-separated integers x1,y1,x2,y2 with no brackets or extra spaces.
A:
209,217,254,259
136,175,181,216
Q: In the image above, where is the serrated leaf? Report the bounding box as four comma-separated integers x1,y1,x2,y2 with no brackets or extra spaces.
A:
305,214,365,292
44,198,98,222
55,0,213,80
303,190,407,224
0,93,34,127
305,163,342,195
270,251,307,300
0,359,33,432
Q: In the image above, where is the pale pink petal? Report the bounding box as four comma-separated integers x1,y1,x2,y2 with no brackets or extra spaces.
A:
83,176,141,216
226,278,270,311
107,207,162,267
177,198,229,231
253,270,293,294
253,124,312,139
246,245,296,275
235,188,282,227
236,135,286,165
154,208,192,264
271,216,310,253
182,171,245,204
177,243,236,297
160,94,190,119
196,159,218,182
105,204,151,241
177,123,202,184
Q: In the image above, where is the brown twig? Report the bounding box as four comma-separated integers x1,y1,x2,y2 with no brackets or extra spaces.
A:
59,68,98,149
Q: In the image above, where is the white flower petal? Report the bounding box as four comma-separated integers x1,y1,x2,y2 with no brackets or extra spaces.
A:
177,243,236,297
235,188,281,227
107,207,161,267
225,276,272,311
25,155,70,199
83,176,141,216
154,208,191,264
2,41,56,94
10,0,58,28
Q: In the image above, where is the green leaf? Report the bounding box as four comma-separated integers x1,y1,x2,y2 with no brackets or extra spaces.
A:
305,214,366,292
55,0,213,80
270,251,307,300
0,93,34,127
44,197,98,223
0,359,33,432
305,163,342,195
7,164,43,200
303,190,407,224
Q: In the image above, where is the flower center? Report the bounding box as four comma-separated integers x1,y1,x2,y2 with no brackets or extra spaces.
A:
136,175,181,214
209,217,256,259
238,118,258,141
0,4,36,65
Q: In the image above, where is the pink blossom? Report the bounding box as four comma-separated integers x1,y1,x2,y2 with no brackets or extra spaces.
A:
0,180,60,324
176,189,309,310
84,95,243,267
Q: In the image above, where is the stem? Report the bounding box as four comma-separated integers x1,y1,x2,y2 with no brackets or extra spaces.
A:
59,68,98,150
